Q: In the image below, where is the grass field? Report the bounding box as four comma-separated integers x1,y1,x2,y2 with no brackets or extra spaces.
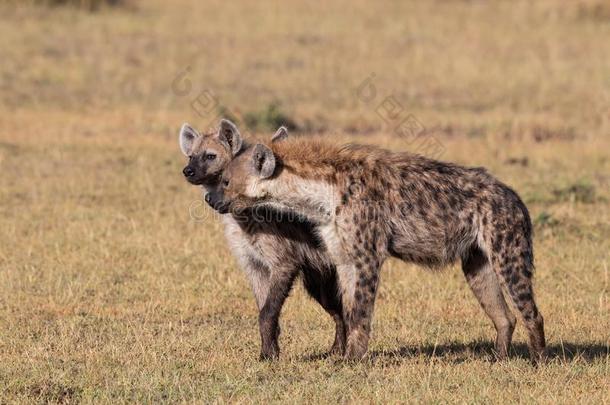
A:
0,0,609,403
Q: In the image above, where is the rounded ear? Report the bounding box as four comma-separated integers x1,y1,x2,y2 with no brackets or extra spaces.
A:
251,144,276,179
271,126,288,143
218,119,243,156
179,123,200,156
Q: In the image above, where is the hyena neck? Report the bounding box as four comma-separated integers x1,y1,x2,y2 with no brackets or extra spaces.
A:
264,171,338,223
263,139,386,222
201,183,215,195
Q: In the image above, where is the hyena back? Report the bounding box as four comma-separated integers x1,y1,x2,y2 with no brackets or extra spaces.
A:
180,121,344,359
210,138,546,363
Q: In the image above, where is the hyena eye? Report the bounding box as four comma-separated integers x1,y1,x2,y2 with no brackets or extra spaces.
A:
205,153,216,161
222,178,230,188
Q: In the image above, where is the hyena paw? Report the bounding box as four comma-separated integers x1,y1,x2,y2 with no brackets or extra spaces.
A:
491,349,509,362
530,349,548,366
259,344,280,361
492,343,510,362
328,341,345,357
343,341,367,361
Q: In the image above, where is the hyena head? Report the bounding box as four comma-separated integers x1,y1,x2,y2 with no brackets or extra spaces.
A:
206,141,279,214
179,119,243,187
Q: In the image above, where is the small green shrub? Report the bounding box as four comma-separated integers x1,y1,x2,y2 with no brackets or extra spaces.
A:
243,101,299,132
16,0,128,11
533,211,560,229
552,181,597,204
577,1,610,22
213,106,238,128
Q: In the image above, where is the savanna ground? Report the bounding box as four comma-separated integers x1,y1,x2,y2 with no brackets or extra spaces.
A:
0,0,609,403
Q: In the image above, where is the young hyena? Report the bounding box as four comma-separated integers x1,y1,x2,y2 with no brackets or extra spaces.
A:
206,137,546,363
179,120,344,359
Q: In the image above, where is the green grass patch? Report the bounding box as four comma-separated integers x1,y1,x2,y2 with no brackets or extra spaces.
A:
243,101,299,133
7,0,129,11
552,180,597,204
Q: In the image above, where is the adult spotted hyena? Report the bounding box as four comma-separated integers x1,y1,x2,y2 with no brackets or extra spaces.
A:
206,137,546,363
179,120,344,359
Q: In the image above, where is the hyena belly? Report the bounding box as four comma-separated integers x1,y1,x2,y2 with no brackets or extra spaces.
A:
385,164,528,269
382,165,487,268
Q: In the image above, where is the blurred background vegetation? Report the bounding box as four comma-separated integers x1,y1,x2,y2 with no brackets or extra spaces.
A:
1,0,608,137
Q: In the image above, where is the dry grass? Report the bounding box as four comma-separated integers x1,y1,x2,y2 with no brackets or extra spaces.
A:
0,0,609,403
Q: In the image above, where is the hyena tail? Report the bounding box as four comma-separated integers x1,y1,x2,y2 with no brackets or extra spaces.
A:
482,201,546,363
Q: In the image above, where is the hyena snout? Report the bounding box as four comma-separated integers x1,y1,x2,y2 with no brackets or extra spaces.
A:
182,166,195,178
205,191,230,214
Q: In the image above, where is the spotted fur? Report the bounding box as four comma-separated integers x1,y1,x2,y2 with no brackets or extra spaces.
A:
214,137,546,363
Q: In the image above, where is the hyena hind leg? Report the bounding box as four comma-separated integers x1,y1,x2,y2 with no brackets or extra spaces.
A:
462,246,516,360
494,255,546,364
301,269,346,356
329,313,347,356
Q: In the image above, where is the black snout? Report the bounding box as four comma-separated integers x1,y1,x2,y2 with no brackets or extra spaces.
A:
183,166,195,178
205,192,230,214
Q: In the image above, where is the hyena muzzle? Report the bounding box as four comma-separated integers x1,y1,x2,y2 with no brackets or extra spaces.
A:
179,120,344,359
208,137,547,363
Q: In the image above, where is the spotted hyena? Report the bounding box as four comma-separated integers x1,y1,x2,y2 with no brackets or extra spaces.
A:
179,120,344,359
206,136,546,363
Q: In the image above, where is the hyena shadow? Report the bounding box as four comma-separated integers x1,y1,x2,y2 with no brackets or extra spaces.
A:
304,341,609,364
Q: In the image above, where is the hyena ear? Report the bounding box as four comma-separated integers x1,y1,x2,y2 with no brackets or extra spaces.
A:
218,119,243,156
271,126,288,143
252,144,276,179
179,123,200,156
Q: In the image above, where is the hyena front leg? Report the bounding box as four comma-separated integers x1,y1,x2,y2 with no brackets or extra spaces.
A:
462,245,516,360
323,213,384,360
258,268,298,360
241,258,283,358
242,258,271,311
336,256,382,360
